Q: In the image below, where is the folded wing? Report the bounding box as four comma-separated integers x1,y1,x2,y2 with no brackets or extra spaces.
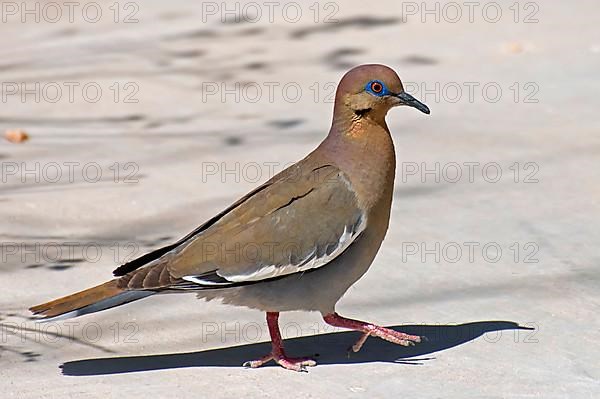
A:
117,163,366,290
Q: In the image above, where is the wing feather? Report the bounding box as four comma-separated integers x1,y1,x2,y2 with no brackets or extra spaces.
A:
170,163,366,285
117,162,366,291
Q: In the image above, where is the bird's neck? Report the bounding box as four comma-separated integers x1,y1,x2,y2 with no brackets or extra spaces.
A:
319,112,397,210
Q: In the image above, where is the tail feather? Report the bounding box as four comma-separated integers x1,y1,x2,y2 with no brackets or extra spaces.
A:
29,280,153,321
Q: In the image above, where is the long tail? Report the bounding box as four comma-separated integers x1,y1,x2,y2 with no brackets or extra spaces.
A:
29,280,153,321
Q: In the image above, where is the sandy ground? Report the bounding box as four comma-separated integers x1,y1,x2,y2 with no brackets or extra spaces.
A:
1,0,599,397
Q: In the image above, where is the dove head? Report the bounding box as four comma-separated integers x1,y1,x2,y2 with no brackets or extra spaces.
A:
333,64,430,129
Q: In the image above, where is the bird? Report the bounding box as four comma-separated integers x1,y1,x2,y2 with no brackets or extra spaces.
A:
30,64,430,371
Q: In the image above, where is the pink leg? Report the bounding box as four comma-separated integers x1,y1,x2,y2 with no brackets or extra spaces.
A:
323,312,422,353
243,312,316,372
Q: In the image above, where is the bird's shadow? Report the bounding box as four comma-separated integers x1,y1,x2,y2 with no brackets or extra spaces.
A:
61,321,532,376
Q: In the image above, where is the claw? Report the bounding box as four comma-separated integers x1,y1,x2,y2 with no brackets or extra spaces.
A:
243,353,274,368
324,313,422,354
243,353,316,371
245,312,317,372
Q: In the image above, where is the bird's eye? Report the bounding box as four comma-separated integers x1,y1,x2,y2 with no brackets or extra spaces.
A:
371,81,383,93
366,80,386,96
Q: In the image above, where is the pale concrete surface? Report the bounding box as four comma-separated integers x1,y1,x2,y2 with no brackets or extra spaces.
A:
1,1,599,398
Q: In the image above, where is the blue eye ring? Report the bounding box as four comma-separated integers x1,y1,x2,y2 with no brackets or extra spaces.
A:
365,80,387,96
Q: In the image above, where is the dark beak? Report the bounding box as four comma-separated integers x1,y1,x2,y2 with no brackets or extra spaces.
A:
393,92,430,114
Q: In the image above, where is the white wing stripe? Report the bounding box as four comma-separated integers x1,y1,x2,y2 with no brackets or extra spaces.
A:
182,276,232,286
218,215,366,283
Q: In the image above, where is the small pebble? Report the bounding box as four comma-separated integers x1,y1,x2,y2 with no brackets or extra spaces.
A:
5,129,29,143
505,42,524,54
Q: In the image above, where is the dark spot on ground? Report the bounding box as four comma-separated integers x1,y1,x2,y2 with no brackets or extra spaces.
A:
165,30,218,41
53,27,78,37
144,121,162,129
291,17,399,39
328,48,364,58
159,12,186,21
48,264,73,271
170,49,205,58
224,136,243,146
244,62,267,70
268,119,305,129
324,48,365,70
401,55,439,65
59,258,85,264
0,62,27,72
21,351,41,362
222,14,253,24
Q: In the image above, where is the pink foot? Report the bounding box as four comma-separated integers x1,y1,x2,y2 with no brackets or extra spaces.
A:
323,312,422,353
243,353,316,372
244,312,317,372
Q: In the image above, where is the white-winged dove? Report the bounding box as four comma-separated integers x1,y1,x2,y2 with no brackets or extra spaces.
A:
31,64,430,371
